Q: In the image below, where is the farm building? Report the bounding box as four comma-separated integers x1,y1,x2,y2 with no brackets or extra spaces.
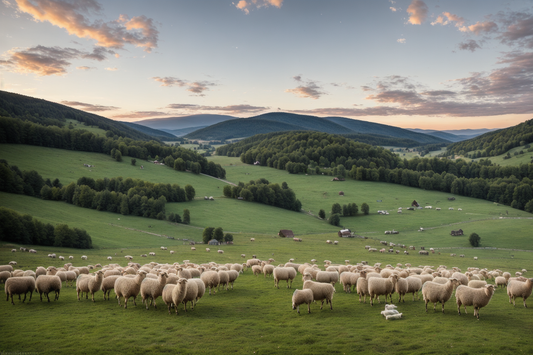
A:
450,229,464,236
338,229,353,238
448,197,456,200
207,239,220,245
338,191,344,196
278,230,294,238
411,200,420,207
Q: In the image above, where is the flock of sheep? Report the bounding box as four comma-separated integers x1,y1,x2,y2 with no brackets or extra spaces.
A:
2,253,532,321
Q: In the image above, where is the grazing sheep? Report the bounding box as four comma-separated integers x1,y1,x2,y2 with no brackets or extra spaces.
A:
23,270,36,279
170,278,189,315
395,277,408,302
263,264,275,278
452,272,468,286
76,270,104,302
0,265,14,273
368,275,399,306
406,276,422,301
81,255,87,260
273,267,297,289
357,271,371,303
35,275,62,302
292,289,314,314
316,271,339,286
200,270,220,295
9,261,17,266
5,276,35,304
468,280,487,288
507,278,533,307
205,248,210,252
100,275,120,300
227,270,239,290
162,284,176,315
456,284,496,319
140,272,168,309
422,278,461,313
495,276,508,289
230,264,243,273
0,271,12,283
177,267,192,279
218,270,230,291
217,250,224,254
252,265,262,276
340,272,359,293
303,280,335,310
115,271,148,308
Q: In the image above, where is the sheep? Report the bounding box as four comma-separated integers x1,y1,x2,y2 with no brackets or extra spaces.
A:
100,275,121,300
368,275,399,306
456,284,496,319
5,276,35,304
140,272,168,309
205,248,210,252
115,271,147,308
81,255,87,260
381,309,399,317
162,284,176,315
495,276,508,289
230,264,243,273
226,270,239,290
200,270,220,295
0,265,14,273
386,313,403,320
23,270,36,279
252,265,262,276
451,272,468,286
35,275,62,302
468,280,488,288
292,289,314,314
218,270,230,291
357,271,371,303
316,271,339,286
263,264,275,278
177,267,192,279
406,276,422,301
0,271,11,283
76,270,104,302
303,280,335,310
273,267,297,289
181,277,199,311
340,272,359,293
217,250,224,254
507,278,533,307
9,261,17,266
190,278,206,300
422,278,461,313
104,269,122,278
395,277,408,302
170,278,190,315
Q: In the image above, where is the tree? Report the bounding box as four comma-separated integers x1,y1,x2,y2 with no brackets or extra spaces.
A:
213,227,224,242
115,150,123,162
331,203,341,214
329,213,340,226
202,227,215,244
185,184,195,201
183,209,190,224
318,209,326,219
131,158,136,166
224,233,233,242
223,185,232,197
361,202,370,215
174,158,186,171
469,233,481,247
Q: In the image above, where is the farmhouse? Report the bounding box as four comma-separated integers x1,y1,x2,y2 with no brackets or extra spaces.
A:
207,239,220,245
338,229,353,238
278,230,294,238
450,229,464,236
411,200,419,207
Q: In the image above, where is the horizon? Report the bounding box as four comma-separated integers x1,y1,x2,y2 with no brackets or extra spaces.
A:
2,0,533,130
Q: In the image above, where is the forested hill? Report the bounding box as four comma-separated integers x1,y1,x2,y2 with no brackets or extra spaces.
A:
0,90,156,141
446,119,533,157
121,121,179,141
216,131,402,171
186,112,447,144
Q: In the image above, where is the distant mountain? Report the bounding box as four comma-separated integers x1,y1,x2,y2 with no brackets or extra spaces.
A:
441,128,500,136
120,122,179,140
408,128,500,142
0,90,157,141
133,114,236,130
186,112,448,144
163,126,209,137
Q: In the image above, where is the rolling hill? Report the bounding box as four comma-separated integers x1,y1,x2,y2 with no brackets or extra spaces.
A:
133,114,236,130
120,121,181,140
185,112,448,144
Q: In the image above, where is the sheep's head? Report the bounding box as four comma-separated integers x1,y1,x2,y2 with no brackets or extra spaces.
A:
302,273,312,282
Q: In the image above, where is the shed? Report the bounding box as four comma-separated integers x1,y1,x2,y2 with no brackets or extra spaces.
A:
339,191,344,196
338,229,352,238
448,197,456,200
411,200,420,207
278,230,294,238
450,229,464,236
207,239,220,245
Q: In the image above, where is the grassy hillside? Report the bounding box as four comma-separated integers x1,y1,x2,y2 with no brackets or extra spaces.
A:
473,145,533,166
120,121,180,141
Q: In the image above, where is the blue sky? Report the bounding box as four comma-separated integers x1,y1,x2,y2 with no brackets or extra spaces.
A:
1,0,533,129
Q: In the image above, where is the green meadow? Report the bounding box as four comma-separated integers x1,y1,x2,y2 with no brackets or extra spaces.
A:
1,144,533,354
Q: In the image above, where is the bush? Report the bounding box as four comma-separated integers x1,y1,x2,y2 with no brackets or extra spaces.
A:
318,209,325,219
329,213,340,226
469,233,480,247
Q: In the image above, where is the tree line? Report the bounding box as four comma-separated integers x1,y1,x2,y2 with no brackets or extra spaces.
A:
0,207,92,249
202,227,233,244
223,178,302,212
0,116,226,179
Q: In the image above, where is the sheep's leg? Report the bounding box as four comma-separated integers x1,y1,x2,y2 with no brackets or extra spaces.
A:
46,292,51,302
457,303,461,315
463,305,467,313
329,298,333,310
124,298,128,309
512,297,516,306
39,292,43,302
320,300,324,309
167,303,172,315
441,301,445,313
307,303,311,313
91,292,95,302
55,290,60,301
22,292,27,303
117,295,121,306
29,291,33,302
10,294,14,305
424,300,428,312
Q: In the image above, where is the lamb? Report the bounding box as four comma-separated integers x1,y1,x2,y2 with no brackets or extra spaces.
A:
273,267,297,289
368,275,399,306
292,289,314,314
395,277,408,302
200,270,220,295
76,270,104,302
422,278,461,313
140,272,168,309
5,276,35,304
495,276,508,289
507,278,533,307
303,280,335,310
468,280,487,288
35,275,62,302
170,278,189,315
456,284,496,319
100,275,121,300
316,271,339,286
115,271,147,308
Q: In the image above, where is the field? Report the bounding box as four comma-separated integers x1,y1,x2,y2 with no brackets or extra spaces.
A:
474,145,533,166
1,145,533,354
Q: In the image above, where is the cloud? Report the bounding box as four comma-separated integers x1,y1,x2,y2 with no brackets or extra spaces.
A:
285,76,325,99
390,7,396,12
15,0,158,52
397,38,406,43
112,111,168,119
407,0,428,25
76,65,94,70
0,45,86,75
81,46,116,61
152,76,216,96
461,21,498,35
458,40,481,52
105,67,117,71
61,100,119,111
166,103,268,115
431,12,465,27
235,0,283,15
499,13,533,47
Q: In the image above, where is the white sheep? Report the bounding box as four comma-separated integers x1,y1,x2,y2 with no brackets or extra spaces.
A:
218,270,230,291
316,271,339,286
421,278,461,313
81,255,87,260
35,275,62,302
340,272,359,293
303,280,335,310
395,277,408,302
495,276,508,289
0,270,11,283
190,278,206,300
507,277,533,307
273,267,297,289
200,270,220,295
205,248,210,252
0,265,14,273
263,264,275,278
76,270,104,302
357,271,370,303
170,278,189,315
115,271,147,308
140,272,168,309
368,274,399,306
381,309,399,316
292,289,314,314
456,284,496,319
227,270,239,290
100,275,121,300
386,313,403,320
5,276,35,304
467,280,487,288
181,277,198,312
162,284,176,315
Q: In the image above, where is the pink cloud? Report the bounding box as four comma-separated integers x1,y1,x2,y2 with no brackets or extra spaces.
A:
61,100,119,111
152,76,216,96
235,0,283,14
285,76,325,99
407,0,428,25
166,103,268,115
461,21,498,35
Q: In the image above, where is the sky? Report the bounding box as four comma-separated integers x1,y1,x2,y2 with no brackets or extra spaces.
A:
1,0,533,130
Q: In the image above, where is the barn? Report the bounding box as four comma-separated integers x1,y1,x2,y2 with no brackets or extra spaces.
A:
208,239,220,245
278,230,294,238
450,229,464,236
338,229,353,238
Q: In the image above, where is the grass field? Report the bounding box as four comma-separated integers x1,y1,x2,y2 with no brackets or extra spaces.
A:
474,145,533,166
384,147,447,160
1,144,533,354
66,119,108,136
